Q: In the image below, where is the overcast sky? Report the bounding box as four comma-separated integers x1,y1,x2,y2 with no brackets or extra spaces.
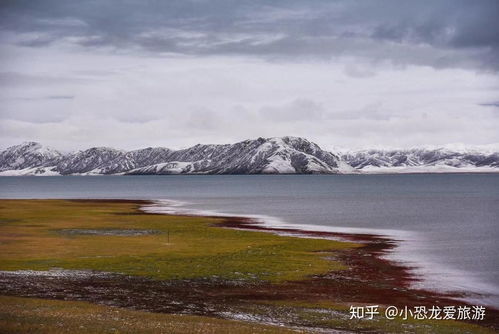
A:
1,0,498,151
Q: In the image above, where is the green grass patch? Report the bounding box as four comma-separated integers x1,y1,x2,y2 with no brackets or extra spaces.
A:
0,199,357,282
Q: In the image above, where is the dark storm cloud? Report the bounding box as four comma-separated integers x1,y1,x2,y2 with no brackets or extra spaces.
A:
1,0,498,70
5,95,74,101
46,95,74,100
480,102,499,107
0,72,91,86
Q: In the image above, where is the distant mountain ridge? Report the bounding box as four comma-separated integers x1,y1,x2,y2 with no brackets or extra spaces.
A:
0,137,353,175
0,138,498,175
342,148,499,173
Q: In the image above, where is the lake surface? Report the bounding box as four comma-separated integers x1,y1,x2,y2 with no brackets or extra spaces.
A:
1,174,498,307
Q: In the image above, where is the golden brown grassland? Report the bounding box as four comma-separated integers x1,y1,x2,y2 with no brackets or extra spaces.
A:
0,199,496,333
0,295,298,334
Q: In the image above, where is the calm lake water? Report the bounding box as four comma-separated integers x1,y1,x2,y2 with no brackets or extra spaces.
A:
1,174,498,307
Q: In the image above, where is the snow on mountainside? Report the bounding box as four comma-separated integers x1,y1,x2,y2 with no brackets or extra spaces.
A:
127,137,353,174
0,139,498,175
0,137,351,175
342,148,499,172
0,142,62,172
56,147,132,175
0,166,60,176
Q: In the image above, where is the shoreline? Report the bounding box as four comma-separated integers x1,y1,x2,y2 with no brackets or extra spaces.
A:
1,199,498,332
173,209,499,329
1,170,499,176
142,198,499,309
140,199,499,315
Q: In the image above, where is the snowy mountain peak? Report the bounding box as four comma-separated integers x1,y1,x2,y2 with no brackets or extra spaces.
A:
19,141,40,148
0,142,62,172
10,141,46,153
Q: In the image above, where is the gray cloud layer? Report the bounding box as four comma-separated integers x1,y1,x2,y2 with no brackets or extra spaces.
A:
1,0,498,71
0,1,498,150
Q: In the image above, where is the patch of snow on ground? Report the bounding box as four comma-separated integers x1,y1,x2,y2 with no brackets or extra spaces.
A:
0,269,115,278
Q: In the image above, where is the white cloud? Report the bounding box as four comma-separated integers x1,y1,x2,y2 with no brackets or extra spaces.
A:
0,39,498,151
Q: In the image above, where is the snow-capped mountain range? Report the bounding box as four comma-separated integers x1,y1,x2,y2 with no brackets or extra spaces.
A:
342,148,499,173
0,137,498,176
